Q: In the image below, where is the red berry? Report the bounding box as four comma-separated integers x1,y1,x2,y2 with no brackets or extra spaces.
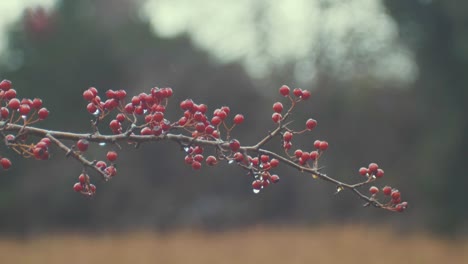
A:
309,151,319,160
272,102,283,113
0,79,12,91
78,174,88,184
89,87,98,96
229,139,240,151
180,99,194,111
301,90,311,100
38,108,49,120
233,152,244,162
206,155,217,166
279,85,290,96
32,98,43,109
83,90,95,101
305,118,317,130
272,113,282,123
369,186,379,194
89,184,97,193
313,140,321,149
96,161,107,170
4,89,16,99
109,120,121,131
116,113,126,123
301,152,310,161
294,149,303,158
191,161,202,170
19,104,31,115
105,89,116,99
0,158,12,170
283,131,293,142
216,110,227,120
260,155,269,163
368,163,379,172
76,139,89,152
86,103,98,114
233,114,244,125
73,183,83,192
319,141,329,151
0,107,9,119
382,186,392,196
391,191,401,200
283,141,292,150
270,159,279,168
140,127,152,135
105,166,117,176
270,174,280,183
106,151,118,162
8,98,20,110
293,88,303,97
376,169,384,178
211,116,222,126
252,180,263,190
359,167,368,176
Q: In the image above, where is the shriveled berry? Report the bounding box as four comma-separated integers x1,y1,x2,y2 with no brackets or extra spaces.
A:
233,114,244,125
106,151,118,162
305,118,317,130
76,139,89,152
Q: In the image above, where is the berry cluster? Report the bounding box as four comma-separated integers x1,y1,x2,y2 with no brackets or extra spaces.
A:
0,79,407,212
364,163,407,212
0,79,50,168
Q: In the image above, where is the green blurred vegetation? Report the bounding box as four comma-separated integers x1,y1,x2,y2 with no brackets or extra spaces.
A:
0,0,466,235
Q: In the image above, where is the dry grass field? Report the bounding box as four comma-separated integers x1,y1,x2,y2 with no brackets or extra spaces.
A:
0,225,467,264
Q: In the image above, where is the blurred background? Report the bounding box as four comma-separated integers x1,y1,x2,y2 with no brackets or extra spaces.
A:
0,0,467,263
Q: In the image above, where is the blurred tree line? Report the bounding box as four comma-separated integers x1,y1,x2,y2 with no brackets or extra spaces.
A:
0,0,465,235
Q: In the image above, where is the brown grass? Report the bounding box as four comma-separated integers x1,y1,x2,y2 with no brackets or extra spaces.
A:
0,226,467,264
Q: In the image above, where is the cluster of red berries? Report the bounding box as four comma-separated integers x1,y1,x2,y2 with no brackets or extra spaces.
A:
31,137,51,160
0,80,50,171
73,173,96,196
364,163,407,212
0,79,49,122
248,155,280,193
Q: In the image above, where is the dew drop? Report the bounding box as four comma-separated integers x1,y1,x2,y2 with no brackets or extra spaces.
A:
99,142,106,146
92,109,100,116
228,160,235,164
253,189,260,194
21,115,27,119
183,147,190,153
143,109,148,114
